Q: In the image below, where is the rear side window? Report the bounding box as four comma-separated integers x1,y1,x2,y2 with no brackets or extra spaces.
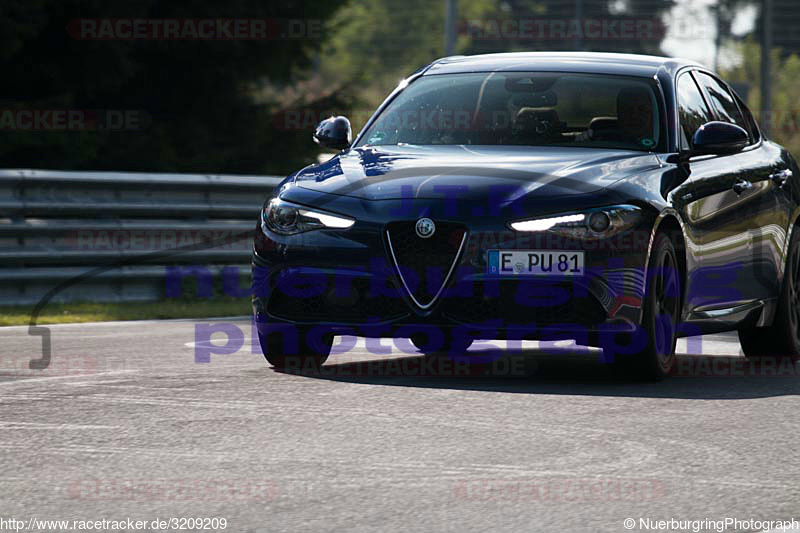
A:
694,72,748,133
676,72,712,149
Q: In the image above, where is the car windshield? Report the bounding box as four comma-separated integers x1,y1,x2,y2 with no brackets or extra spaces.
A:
357,72,663,151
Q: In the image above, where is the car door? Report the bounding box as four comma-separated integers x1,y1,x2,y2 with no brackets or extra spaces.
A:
679,70,782,312
725,87,797,305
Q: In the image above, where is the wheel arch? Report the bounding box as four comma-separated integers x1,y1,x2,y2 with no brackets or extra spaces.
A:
778,208,800,287
782,211,800,285
649,210,689,312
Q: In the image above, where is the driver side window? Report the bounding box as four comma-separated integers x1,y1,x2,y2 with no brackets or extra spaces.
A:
676,72,713,150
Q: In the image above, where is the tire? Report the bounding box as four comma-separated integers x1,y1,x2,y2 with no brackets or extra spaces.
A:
258,327,332,369
738,229,800,361
410,329,474,355
612,232,682,380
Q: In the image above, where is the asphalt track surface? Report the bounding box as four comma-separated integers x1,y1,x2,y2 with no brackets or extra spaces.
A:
2,318,800,533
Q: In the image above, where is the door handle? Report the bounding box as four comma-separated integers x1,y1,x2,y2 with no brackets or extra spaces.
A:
732,179,753,194
770,168,792,186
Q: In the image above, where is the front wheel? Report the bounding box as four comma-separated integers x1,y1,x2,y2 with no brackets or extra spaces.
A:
611,232,682,380
258,327,332,369
738,229,800,362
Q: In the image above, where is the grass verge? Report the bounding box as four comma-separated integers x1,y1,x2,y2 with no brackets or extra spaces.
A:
0,298,251,326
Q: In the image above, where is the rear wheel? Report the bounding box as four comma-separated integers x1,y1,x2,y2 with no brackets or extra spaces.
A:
738,229,800,361
258,327,332,369
612,232,682,380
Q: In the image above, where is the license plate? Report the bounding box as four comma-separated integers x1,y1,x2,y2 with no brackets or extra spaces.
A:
487,250,585,276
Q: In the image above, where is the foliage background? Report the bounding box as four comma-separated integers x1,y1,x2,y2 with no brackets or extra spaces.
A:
1,0,799,175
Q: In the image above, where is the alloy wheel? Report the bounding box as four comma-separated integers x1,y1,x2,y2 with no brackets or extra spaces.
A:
653,245,680,370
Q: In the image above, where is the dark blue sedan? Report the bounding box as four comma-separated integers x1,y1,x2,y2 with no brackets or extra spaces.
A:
252,52,800,380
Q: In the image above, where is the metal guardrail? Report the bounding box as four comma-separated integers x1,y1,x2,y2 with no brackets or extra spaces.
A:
0,169,282,305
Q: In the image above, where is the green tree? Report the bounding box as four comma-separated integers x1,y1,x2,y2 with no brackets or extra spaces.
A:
723,40,800,156
320,0,678,136
0,0,348,174
319,0,496,132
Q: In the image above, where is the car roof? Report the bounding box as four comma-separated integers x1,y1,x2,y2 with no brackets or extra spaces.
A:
423,51,705,78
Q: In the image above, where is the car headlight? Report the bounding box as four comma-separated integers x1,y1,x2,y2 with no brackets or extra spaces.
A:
509,205,641,239
262,198,354,235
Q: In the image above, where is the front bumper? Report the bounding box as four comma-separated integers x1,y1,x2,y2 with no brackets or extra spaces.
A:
252,200,656,343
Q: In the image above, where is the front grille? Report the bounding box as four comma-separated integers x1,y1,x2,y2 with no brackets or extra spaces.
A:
268,277,408,323
385,221,467,307
439,280,608,326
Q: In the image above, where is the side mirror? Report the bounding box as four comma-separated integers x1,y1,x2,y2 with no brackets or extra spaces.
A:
313,116,352,151
691,121,748,156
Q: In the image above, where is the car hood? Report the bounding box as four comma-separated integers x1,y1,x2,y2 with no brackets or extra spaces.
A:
293,145,661,201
